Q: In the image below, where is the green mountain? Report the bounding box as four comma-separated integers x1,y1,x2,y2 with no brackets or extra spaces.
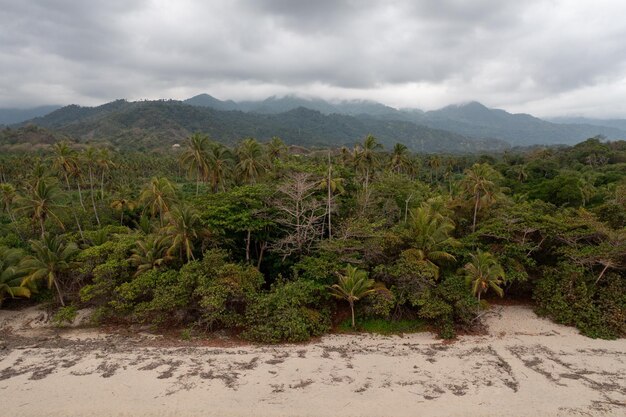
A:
19,99,507,152
410,102,626,146
183,94,626,146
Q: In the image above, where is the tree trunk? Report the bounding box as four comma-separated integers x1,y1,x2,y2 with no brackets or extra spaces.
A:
100,170,106,200
88,167,100,226
472,192,480,233
52,277,65,307
245,229,251,262
327,153,332,240
257,241,267,269
350,300,356,328
76,181,86,210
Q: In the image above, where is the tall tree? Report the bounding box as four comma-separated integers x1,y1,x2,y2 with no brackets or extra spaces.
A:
390,143,410,174
461,163,501,232
139,177,177,226
236,138,266,184
51,141,78,191
407,205,458,277
20,235,79,306
163,205,205,262
318,152,344,240
82,146,101,225
354,134,382,211
15,179,65,238
179,133,210,195
206,143,233,192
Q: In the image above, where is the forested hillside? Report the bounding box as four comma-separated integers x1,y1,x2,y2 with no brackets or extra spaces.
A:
0,135,624,341
14,100,507,152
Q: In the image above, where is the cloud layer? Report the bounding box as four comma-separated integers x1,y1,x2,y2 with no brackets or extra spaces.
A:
1,0,626,117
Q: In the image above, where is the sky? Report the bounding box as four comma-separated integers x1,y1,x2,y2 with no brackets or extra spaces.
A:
1,0,626,118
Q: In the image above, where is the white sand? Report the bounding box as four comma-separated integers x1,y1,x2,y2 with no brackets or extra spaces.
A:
0,305,624,417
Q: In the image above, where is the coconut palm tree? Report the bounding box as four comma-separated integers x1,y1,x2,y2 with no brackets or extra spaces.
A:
461,163,501,232
329,265,378,328
0,246,29,305
51,141,78,191
128,235,172,277
318,152,344,240
139,177,177,226
390,143,410,174
82,146,101,225
354,134,382,192
179,133,210,195
206,143,233,192
20,234,79,306
162,205,205,262
15,179,65,238
97,147,115,200
267,136,287,160
110,197,136,225
0,183,18,222
464,250,505,305
407,205,458,277
236,137,266,184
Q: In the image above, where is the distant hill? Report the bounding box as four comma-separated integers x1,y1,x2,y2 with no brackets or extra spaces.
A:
18,100,508,153
548,116,626,132
407,102,626,146
0,105,61,125
184,94,626,146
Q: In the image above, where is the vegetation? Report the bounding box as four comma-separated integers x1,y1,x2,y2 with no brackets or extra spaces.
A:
0,135,624,341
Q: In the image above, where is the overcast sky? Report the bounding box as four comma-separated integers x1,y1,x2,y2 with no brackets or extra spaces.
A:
1,0,626,117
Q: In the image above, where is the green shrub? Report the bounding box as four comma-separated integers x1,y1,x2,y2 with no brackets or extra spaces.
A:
534,265,625,339
52,305,78,327
243,280,330,343
417,275,478,338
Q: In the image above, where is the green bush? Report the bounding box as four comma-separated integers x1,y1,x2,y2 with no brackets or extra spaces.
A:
243,280,331,343
52,305,78,327
534,265,626,339
417,275,478,338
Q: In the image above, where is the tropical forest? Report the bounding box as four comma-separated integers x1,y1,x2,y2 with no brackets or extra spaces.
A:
1,133,624,342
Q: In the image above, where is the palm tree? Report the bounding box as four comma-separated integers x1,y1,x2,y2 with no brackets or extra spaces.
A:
329,265,378,328
163,205,205,262
206,143,233,192
461,163,501,232
20,234,79,306
464,250,505,305
139,177,177,226
110,197,136,225
354,134,382,191
267,136,287,160
0,246,30,305
51,141,78,191
97,147,115,200
15,179,65,238
407,205,458,277
128,235,172,276
390,143,410,174
429,155,442,183
179,133,210,195
236,137,266,184
82,146,101,225
318,152,344,240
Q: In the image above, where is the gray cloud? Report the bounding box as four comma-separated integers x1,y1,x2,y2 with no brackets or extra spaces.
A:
0,0,625,117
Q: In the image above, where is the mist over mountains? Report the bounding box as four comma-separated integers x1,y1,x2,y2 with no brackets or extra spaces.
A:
2,94,626,152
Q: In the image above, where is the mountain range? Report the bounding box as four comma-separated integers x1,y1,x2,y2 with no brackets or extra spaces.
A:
2,94,626,152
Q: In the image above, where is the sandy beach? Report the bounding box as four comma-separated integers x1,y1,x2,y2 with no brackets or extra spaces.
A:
0,305,624,417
